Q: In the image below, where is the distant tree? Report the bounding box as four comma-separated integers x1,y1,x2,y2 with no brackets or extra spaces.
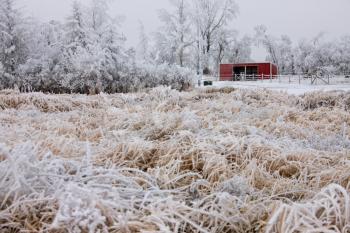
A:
210,29,252,74
0,0,195,93
5,0,350,94
227,35,252,63
254,25,294,74
88,0,126,76
59,0,127,93
254,25,278,64
215,30,252,64
65,1,88,51
294,33,335,75
214,28,236,70
277,35,294,74
334,36,350,75
0,0,28,80
89,0,108,35
19,20,65,92
153,29,177,65
88,0,126,67
193,0,238,74
154,0,194,67
137,22,150,63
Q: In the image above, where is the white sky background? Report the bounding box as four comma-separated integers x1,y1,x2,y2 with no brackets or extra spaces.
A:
20,0,350,61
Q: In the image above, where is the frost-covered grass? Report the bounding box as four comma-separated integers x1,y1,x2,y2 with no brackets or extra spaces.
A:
0,87,350,232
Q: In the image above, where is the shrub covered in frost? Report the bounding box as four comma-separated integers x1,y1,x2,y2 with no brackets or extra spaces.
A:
1,62,196,94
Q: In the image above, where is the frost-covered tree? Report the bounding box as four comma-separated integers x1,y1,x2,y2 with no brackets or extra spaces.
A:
65,1,88,52
334,36,350,75
18,20,65,92
294,38,315,74
59,1,91,92
153,29,177,65
89,0,108,35
193,0,238,74
294,34,336,75
103,23,126,72
59,0,127,94
214,28,236,70
213,30,252,72
154,0,194,67
88,0,126,83
88,0,126,66
137,22,150,63
226,35,252,63
277,35,294,74
210,29,252,74
254,25,294,74
0,0,195,93
254,25,278,63
0,0,28,80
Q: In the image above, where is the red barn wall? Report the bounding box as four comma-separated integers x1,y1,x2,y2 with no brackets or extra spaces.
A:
259,64,270,76
272,64,278,76
219,63,278,81
220,64,234,81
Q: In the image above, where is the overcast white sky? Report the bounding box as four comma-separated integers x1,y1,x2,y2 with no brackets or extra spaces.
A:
19,0,350,60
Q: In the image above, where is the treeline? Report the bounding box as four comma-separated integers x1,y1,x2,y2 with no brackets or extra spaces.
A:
1,0,349,94
139,1,350,76
0,0,194,94
254,26,350,75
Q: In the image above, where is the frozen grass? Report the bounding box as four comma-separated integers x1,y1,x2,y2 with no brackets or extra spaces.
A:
0,87,350,232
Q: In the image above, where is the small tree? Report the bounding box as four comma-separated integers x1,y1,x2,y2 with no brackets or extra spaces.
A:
0,0,28,80
65,1,88,52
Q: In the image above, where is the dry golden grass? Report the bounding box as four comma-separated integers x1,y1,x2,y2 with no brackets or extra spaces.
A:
0,87,350,233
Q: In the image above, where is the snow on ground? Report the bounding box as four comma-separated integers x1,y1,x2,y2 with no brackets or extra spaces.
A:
213,81,350,95
201,76,350,95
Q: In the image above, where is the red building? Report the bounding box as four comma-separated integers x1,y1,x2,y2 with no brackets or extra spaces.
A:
220,62,278,81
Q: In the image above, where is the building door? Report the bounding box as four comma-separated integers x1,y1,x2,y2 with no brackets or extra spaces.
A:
233,66,245,80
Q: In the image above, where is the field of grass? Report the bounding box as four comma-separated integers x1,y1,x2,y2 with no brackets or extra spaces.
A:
0,87,350,232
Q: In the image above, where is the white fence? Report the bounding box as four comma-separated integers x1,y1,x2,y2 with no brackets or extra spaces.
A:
203,74,350,85
265,74,350,85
